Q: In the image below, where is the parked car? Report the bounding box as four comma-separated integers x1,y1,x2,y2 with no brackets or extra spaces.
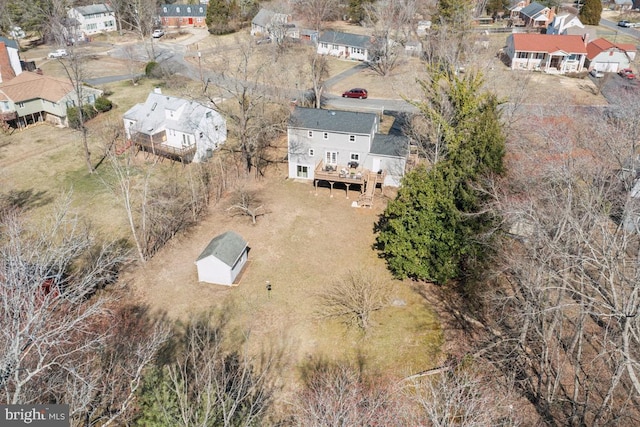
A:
342,88,368,99
152,29,165,38
618,20,631,27
589,69,605,78
619,68,636,79
47,49,68,59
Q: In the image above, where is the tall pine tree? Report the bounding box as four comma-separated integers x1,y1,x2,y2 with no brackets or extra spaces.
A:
579,0,602,26
376,68,505,286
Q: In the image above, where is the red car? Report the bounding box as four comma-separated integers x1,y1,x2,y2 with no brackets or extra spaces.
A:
342,88,368,99
619,68,636,79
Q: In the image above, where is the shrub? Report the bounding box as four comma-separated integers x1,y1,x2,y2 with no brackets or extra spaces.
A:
94,96,113,112
145,61,159,77
67,105,98,129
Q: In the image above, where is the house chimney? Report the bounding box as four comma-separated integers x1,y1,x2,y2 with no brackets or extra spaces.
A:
582,33,589,46
154,87,162,94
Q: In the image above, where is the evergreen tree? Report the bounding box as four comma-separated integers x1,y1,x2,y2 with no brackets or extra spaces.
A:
579,0,602,26
206,0,238,35
376,69,506,286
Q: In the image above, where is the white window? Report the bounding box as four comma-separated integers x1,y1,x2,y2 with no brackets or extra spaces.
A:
332,44,338,50
215,125,219,131
163,7,167,12
352,47,363,55
18,102,24,108
297,165,308,178
349,135,355,142
308,149,314,156
350,153,360,161
176,7,180,13
323,132,328,140
321,43,328,49
308,130,313,138
199,132,204,139
206,111,212,118
325,151,337,165
187,7,191,13
199,7,204,13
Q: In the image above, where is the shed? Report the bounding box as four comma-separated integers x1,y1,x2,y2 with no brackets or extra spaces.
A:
195,231,248,285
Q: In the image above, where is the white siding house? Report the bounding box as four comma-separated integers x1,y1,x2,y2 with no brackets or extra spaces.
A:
287,107,409,188
317,31,373,62
506,33,587,73
67,3,116,38
123,90,227,163
195,231,249,286
586,38,637,73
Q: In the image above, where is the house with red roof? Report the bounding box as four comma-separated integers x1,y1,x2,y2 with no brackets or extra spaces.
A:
505,33,587,73
586,38,637,73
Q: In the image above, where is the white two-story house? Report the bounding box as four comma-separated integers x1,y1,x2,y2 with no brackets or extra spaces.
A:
287,107,409,192
67,3,116,39
123,89,226,163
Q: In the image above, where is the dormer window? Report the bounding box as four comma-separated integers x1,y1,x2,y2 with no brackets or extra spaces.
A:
199,7,203,12
187,7,191,13
163,7,167,12
176,7,180,13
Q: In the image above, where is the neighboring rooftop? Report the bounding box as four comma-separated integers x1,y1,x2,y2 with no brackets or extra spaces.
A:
0,72,74,103
510,33,587,53
73,3,114,15
587,37,637,59
371,134,409,157
318,31,373,49
520,2,549,18
159,4,207,17
0,36,18,50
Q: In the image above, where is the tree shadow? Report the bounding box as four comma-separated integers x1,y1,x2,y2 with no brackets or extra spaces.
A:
1,189,54,214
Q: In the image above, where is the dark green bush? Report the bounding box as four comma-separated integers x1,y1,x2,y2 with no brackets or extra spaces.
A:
94,96,113,112
145,61,159,77
67,105,98,129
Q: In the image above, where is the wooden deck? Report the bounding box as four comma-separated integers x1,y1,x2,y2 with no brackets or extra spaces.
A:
133,132,196,163
313,161,385,207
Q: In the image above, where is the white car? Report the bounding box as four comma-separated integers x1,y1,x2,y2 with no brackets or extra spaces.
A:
152,29,165,38
48,49,68,59
589,69,605,78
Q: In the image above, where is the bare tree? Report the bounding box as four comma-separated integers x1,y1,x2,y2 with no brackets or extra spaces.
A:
364,0,416,77
407,369,522,426
478,105,640,425
293,0,338,33
316,269,390,331
227,185,265,224
0,197,138,414
308,53,329,109
204,37,289,176
136,310,284,426
293,357,406,426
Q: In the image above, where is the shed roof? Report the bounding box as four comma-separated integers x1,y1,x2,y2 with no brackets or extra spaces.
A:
0,71,76,103
318,31,373,49
289,107,376,134
510,33,587,54
196,231,248,267
74,3,113,16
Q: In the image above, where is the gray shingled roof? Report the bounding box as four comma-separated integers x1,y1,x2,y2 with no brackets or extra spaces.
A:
371,134,409,157
289,107,376,134
123,92,219,136
196,231,248,267
520,2,548,18
74,3,113,16
318,31,373,49
0,36,18,50
160,4,207,17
